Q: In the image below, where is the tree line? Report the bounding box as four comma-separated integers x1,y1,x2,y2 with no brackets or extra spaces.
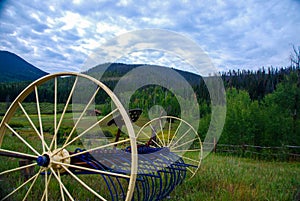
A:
0,47,299,149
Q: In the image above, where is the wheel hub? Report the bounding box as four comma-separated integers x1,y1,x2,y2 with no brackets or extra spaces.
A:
36,149,71,172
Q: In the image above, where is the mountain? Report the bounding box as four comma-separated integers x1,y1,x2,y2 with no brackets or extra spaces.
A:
0,51,48,83
85,63,202,86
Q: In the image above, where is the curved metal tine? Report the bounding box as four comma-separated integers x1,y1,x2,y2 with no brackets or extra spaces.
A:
149,173,156,201
161,157,176,197
134,166,151,201
105,172,118,201
159,168,168,199
18,102,50,151
5,123,40,156
50,168,74,201
61,165,107,201
140,167,155,201
169,164,178,194
49,76,79,151
63,86,101,147
135,177,141,201
75,154,114,199
171,162,184,186
77,155,115,198
115,177,126,200
173,158,186,185
0,169,42,201
138,175,147,201
156,168,163,199
143,154,168,199
52,108,118,157
35,86,46,153
168,120,182,147
158,155,176,199
102,175,114,200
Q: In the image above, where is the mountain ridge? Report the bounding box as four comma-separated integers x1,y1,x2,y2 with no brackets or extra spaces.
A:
0,50,48,83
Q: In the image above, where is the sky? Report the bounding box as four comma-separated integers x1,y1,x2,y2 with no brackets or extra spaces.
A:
0,0,300,73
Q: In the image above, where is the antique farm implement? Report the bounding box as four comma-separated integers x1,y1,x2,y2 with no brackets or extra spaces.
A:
0,72,202,200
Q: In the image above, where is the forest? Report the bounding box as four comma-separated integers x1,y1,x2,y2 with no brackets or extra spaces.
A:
0,47,300,152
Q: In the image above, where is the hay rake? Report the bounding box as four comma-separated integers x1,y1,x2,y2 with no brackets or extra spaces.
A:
0,72,202,200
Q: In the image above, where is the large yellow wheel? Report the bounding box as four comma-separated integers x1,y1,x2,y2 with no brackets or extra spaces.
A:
0,72,137,201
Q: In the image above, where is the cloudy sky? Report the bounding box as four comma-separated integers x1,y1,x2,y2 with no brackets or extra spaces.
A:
0,0,299,73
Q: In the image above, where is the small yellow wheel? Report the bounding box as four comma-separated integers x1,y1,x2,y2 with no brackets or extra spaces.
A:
136,116,202,178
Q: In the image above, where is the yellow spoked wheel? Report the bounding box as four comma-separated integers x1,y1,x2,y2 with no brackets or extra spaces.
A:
136,116,202,178
0,72,137,201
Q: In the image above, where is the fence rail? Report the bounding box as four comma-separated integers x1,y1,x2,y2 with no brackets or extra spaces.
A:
203,141,300,161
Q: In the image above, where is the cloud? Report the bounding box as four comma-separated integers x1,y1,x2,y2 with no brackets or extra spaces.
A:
0,0,299,73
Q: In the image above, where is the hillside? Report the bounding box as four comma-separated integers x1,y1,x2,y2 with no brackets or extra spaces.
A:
0,50,48,82
86,63,202,86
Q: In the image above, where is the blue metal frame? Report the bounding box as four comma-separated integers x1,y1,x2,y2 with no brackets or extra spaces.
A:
61,146,195,201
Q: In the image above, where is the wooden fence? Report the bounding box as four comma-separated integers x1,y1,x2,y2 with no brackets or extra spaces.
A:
204,141,300,161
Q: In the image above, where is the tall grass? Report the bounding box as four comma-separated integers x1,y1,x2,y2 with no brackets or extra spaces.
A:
169,154,300,201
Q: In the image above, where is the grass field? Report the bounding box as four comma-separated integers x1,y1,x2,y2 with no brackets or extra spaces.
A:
169,154,300,201
1,101,300,200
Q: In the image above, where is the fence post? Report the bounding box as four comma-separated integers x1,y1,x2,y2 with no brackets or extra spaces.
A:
213,137,217,153
19,160,34,181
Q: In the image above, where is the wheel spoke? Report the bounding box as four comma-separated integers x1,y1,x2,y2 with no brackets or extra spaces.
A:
35,86,46,153
5,123,40,156
0,162,37,176
52,161,130,179
50,167,74,201
168,121,182,147
53,108,118,156
57,171,65,201
171,149,201,153
149,124,164,146
61,165,107,201
64,86,101,146
18,102,50,151
54,76,58,150
41,172,52,201
0,148,38,160
171,138,195,150
159,118,165,147
170,128,192,148
181,155,200,164
186,167,196,175
62,138,130,159
167,118,172,145
140,130,162,147
49,76,79,151
1,169,41,201
22,168,42,201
